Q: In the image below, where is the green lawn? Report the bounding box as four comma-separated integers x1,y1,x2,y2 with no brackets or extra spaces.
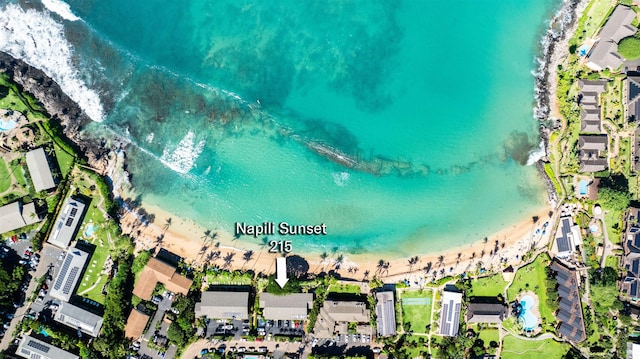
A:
469,274,508,297
0,157,11,193
54,144,75,177
590,284,620,314
9,159,27,191
477,328,500,354
501,336,570,359
605,255,618,269
506,253,556,324
581,0,615,39
328,283,361,294
400,289,432,334
207,271,253,286
604,209,623,245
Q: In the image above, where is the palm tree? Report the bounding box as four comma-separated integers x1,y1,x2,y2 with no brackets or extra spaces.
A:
242,250,254,269
377,259,385,274
382,261,390,275
408,257,417,272
437,255,444,267
423,262,432,274
363,270,370,281
319,252,329,272
223,253,235,269
163,217,172,232
335,254,344,271
202,229,212,243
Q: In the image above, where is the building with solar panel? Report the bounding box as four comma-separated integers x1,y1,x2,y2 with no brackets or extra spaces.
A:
50,248,89,302
47,196,86,249
54,302,103,337
552,216,583,258
375,291,396,337
622,208,640,300
438,289,462,337
16,335,79,359
550,260,586,343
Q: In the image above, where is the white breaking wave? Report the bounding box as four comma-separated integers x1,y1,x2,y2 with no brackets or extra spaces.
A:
146,132,154,143
0,4,105,121
526,140,546,166
41,0,80,21
160,131,206,174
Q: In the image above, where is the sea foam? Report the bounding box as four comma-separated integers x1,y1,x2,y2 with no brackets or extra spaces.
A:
160,131,206,174
0,4,105,121
41,0,80,21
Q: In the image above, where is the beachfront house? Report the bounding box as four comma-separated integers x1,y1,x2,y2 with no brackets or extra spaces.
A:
0,200,42,235
132,257,192,301
50,248,89,302
313,298,372,339
25,147,56,192
16,335,79,359
195,291,250,320
586,5,637,72
375,291,396,337
47,196,87,249
259,292,313,321
438,289,462,337
578,79,607,134
550,259,586,343
578,135,608,173
552,216,583,258
622,208,640,300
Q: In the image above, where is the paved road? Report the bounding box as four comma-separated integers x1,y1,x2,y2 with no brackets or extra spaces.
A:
180,338,308,359
595,209,612,269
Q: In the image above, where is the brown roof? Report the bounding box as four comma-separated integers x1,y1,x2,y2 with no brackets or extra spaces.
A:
132,258,193,300
124,309,150,339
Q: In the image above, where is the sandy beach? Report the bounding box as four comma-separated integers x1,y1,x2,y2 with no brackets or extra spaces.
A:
119,200,556,284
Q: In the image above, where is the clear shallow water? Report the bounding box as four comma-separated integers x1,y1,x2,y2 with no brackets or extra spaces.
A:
0,0,559,255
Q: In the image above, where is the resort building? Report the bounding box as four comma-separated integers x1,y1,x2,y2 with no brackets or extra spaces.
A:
578,79,607,134
132,257,193,300
50,248,89,302
552,216,583,258
259,293,313,321
628,341,640,359
438,289,462,337
25,147,56,192
0,200,41,234
465,302,509,324
53,302,103,337
313,299,372,339
375,291,396,337
124,308,151,339
627,76,640,123
622,208,640,300
16,335,79,359
578,135,608,173
586,5,637,72
550,260,586,343
47,196,86,249
195,291,249,320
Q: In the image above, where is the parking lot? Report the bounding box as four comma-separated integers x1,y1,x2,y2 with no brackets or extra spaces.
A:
138,291,177,359
257,318,305,338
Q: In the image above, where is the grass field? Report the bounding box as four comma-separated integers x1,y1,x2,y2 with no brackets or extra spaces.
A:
0,157,11,193
478,328,500,354
328,283,361,294
501,336,570,359
506,253,556,324
604,209,623,245
581,0,616,39
54,144,75,177
401,289,432,334
207,271,253,286
469,274,508,297
9,159,27,191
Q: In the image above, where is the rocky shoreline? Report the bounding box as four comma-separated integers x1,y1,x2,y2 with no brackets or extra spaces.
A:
533,0,590,206
0,51,123,176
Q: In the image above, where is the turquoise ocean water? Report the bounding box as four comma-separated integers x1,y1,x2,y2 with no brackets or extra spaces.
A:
1,0,559,256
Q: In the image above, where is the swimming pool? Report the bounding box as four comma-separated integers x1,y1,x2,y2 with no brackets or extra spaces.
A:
579,180,588,195
519,295,539,330
0,119,16,131
84,223,96,237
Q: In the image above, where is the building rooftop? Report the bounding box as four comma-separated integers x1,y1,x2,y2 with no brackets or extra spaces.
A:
0,200,41,234
132,257,193,300
313,299,371,339
54,302,103,337
375,291,396,337
551,260,586,343
587,5,637,71
627,76,640,123
16,335,79,359
259,293,313,321
195,291,249,320
25,147,56,192
47,196,86,249
578,135,608,172
439,290,462,337
124,308,151,339
466,302,508,323
50,248,89,302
